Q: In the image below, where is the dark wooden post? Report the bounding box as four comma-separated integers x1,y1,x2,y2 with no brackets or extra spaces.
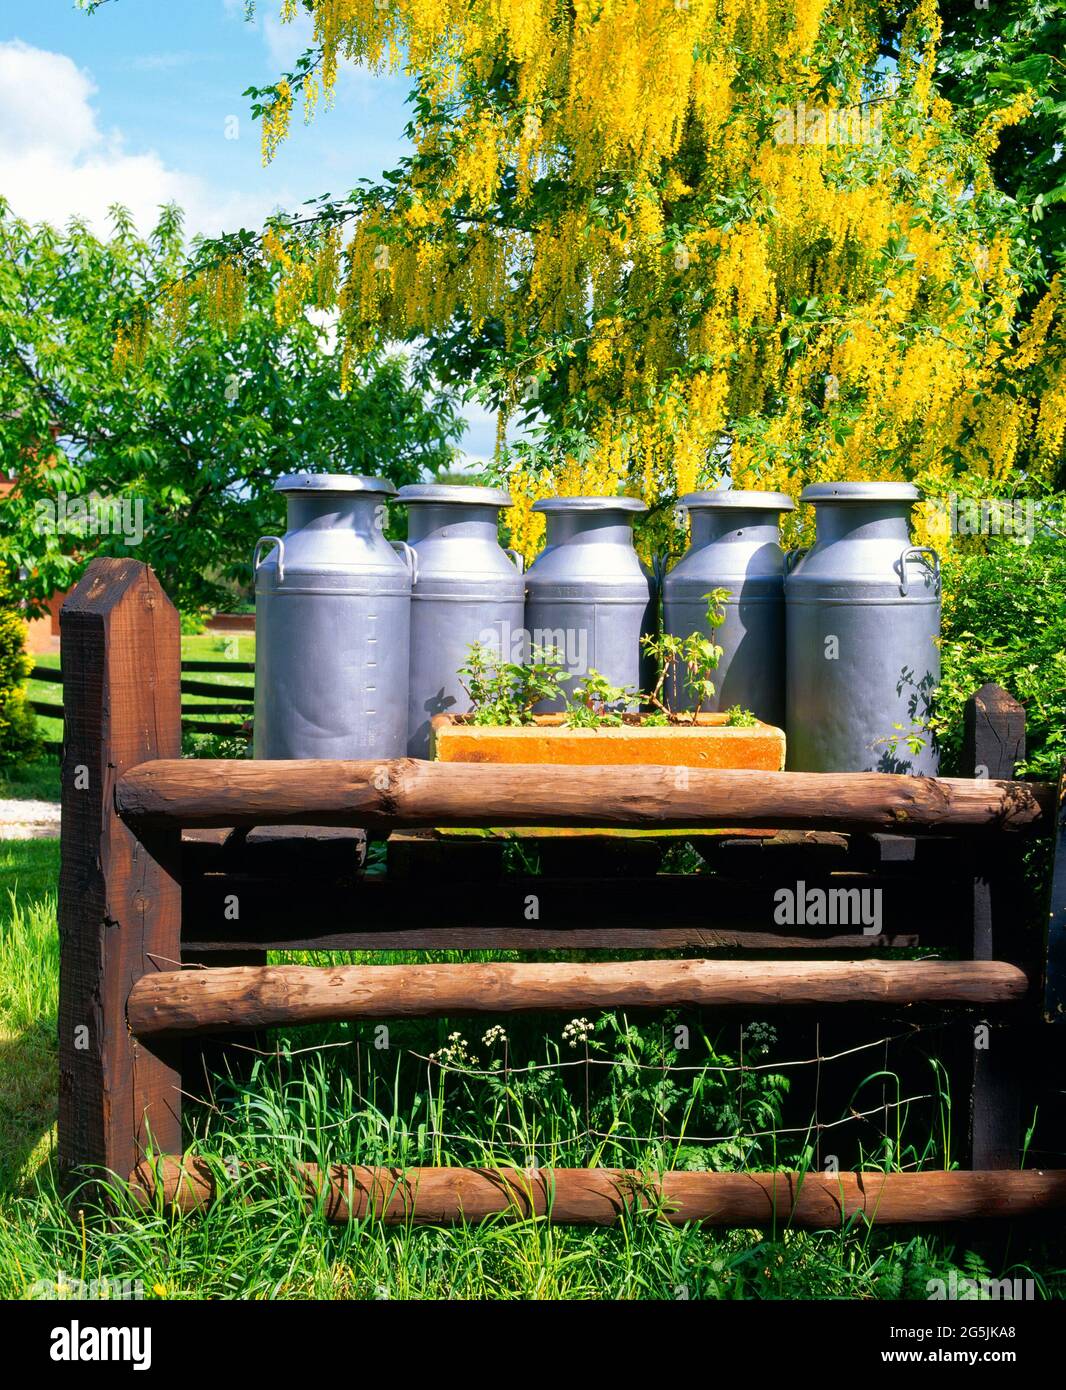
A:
962,682,1025,1169
1044,767,1066,1024
58,559,183,1184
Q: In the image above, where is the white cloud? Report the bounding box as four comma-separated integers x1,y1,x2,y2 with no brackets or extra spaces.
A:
221,0,317,71
262,11,316,71
0,40,98,164
0,39,281,239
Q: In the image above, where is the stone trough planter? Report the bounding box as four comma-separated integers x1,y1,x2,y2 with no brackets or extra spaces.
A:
429,712,786,771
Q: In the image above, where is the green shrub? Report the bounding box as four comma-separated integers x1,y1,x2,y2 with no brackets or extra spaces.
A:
179,609,210,636
931,525,1066,779
0,572,40,766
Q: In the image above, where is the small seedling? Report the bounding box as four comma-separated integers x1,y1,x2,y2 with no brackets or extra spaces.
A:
724,705,758,727
642,587,730,719
563,669,633,727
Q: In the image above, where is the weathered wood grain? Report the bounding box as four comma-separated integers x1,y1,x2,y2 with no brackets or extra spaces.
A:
116,757,1055,835
130,1158,1066,1226
127,959,1030,1036
58,559,183,1182
963,684,1027,1170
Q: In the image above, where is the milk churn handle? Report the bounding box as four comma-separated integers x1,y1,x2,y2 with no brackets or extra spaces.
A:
898,545,940,597
253,535,285,583
506,547,525,574
390,540,420,584
783,546,809,574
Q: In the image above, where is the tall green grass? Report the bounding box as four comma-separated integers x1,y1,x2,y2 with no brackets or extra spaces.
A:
0,839,59,1190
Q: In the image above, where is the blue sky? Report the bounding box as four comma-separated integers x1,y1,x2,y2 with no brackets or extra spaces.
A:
0,0,498,461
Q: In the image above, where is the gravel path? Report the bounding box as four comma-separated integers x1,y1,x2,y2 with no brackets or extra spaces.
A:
0,798,61,840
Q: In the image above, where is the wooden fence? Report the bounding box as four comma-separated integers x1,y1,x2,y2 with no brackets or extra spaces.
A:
29,652,254,749
56,558,1066,1226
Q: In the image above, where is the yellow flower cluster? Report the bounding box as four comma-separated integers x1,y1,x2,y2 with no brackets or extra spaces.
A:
261,80,293,165
198,259,246,336
232,1,1061,560
111,315,150,373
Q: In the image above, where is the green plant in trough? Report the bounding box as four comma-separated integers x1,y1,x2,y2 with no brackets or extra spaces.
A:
459,588,738,730
642,588,730,720
460,642,636,729
458,641,568,725
723,705,759,728
563,669,632,728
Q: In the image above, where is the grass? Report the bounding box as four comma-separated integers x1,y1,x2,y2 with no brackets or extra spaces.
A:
0,839,59,1190
0,759,60,803
179,631,256,668
0,834,1063,1300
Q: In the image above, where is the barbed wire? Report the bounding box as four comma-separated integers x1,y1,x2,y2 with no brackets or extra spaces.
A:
209,1090,935,1149
226,1019,951,1075
196,1020,947,1156
421,1096,935,1152
404,1022,951,1079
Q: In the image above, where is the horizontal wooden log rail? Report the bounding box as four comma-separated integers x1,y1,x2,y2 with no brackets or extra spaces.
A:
29,699,65,719
180,659,256,674
178,677,254,700
28,664,62,684
117,758,1054,835
127,959,1030,1036
182,825,366,878
181,719,251,736
130,1158,1066,1226
181,870,963,953
36,714,251,742
180,702,254,716
30,659,256,682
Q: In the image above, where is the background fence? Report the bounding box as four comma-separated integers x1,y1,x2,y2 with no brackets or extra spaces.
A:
29,656,254,752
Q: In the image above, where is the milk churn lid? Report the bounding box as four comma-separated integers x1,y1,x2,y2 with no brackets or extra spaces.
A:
800,481,920,504
398,483,513,508
274,472,397,496
532,495,648,513
680,489,795,512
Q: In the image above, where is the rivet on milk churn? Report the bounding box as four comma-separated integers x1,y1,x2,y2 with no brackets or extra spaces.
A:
663,489,795,727
253,473,412,760
398,483,525,758
785,481,940,775
524,496,654,710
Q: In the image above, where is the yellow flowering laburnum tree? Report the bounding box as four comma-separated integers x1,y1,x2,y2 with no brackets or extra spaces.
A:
210,0,1064,560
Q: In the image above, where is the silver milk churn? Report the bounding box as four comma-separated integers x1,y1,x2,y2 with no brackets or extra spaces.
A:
785,481,940,774
524,496,654,710
398,483,525,757
663,489,794,726
253,473,412,760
